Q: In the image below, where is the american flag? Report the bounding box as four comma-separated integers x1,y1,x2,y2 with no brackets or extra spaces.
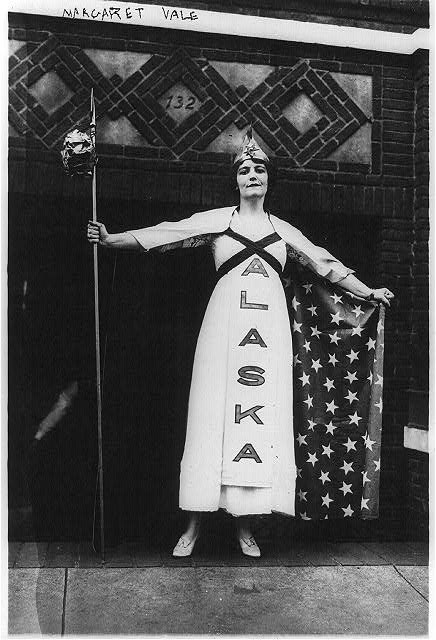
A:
285,263,385,521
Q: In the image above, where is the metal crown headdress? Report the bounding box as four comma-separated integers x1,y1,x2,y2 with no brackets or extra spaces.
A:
233,126,269,165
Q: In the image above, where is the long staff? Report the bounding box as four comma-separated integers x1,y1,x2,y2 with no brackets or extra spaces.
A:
90,88,105,561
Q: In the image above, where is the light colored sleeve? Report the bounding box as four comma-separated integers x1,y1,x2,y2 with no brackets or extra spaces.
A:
286,238,355,284
127,207,233,252
272,216,354,284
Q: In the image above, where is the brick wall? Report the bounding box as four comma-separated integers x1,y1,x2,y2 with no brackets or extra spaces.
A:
402,49,430,530
8,13,429,539
411,49,429,392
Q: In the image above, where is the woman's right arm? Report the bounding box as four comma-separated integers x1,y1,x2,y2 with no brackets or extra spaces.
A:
87,207,233,251
87,220,141,250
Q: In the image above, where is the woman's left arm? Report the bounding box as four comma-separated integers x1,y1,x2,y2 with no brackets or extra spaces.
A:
337,274,395,307
272,217,395,306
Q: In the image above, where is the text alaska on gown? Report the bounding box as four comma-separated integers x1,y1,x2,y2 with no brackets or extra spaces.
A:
62,6,199,21
233,257,271,466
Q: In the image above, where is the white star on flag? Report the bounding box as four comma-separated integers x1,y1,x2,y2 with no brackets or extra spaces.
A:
322,493,334,507
326,400,339,414
307,419,317,431
362,471,370,485
292,296,301,310
351,325,364,337
361,497,370,510
321,443,334,458
340,481,353,495
342,505,354,517
340,460,354,475
346,349,360,363
352,305,364,318
343,437,357,452
331,311,343,325
325,421,337,435
308,304,318,316
344,371,358,384
349,411,362,426
300,512,311,520
323,378,335,392
374,459,381,471
366,337,376,351
297,489,307,502
345,390,358,404
297,467,302,478
364,435,376,451
297,433,307,446
329,331,341,345
375,374,383,386
319,470,331,484
311,325,321,338
330,293,343,304
375,398,383,413
311,358,322,373
297,433,307,447
304,394,314,409
307,451,318,466
302,283,313,294
303,340,311,353
328,353,339,366
367,371,373,383
299,372,311,386
293,353,302,366
293,320,302,333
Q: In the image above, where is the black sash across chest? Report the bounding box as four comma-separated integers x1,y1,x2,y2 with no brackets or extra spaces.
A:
216,228,283,282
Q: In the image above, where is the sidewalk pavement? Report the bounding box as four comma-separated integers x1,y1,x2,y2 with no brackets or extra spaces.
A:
8,541,429,635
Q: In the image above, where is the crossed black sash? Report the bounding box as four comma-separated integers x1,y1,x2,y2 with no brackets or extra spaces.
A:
216,227,283,281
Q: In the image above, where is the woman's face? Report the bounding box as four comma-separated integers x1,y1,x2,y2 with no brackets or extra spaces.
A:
236,159,268,200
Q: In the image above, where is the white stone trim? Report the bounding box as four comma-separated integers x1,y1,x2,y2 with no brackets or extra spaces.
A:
404,426,429,453
8,0,431,54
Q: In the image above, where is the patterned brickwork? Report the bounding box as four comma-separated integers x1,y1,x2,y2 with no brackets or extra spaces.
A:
8,20,417,194
9,34,375,170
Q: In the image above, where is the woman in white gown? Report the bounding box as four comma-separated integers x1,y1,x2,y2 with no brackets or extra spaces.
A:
87,132,394,558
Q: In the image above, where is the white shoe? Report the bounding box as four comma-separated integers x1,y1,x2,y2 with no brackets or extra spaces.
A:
239,535,261,558
172,532,199,557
